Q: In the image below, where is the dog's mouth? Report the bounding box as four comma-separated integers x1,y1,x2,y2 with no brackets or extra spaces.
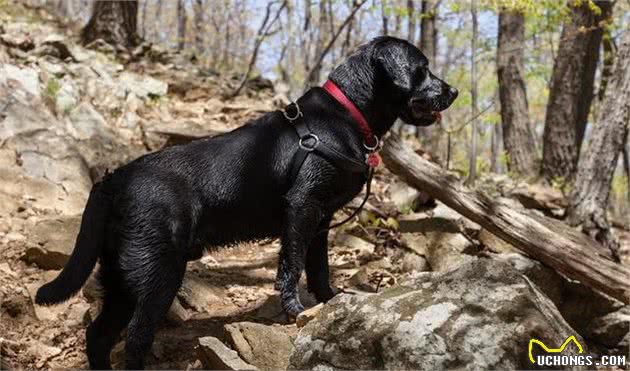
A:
407,103,442,126
412,109,441,123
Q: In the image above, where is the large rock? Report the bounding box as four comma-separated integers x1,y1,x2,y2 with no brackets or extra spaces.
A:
584,306,630,350
177,275,228,314
22,216,81,269
197,336,257,370
119,71,168,99
224,322,294,371
290,258,583,370
0,76,92,215
0,64,40,97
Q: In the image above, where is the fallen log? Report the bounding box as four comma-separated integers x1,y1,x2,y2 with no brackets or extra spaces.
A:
381,134,630,304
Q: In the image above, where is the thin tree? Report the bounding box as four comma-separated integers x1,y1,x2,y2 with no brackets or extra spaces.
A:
467,0,478,184
407,0,415,44
416,0,439,143
496,7,537,177
540,0,614,182
567,30,630,260
140,0,148,38
419,0,438,64
81,0,139,48
228,0,287,98
193,0,205,55
381,0,389,35
177,0,188,51
304,0,369,87
154,0,164,42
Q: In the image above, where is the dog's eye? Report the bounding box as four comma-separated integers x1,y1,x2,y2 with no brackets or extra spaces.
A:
412,67,427,83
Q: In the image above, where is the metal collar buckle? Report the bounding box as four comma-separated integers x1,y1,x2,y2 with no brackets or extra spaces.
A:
283,102,303,122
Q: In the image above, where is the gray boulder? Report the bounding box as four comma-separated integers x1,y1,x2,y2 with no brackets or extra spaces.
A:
290,258,582,370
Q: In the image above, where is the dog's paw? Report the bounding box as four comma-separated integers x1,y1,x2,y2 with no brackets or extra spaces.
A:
311,287,336,303
282,299,305,318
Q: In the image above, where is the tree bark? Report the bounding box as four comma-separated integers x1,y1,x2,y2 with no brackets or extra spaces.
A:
497,10,537,178
598,29,616,101
540,0,614,182
381,134,630,305
566,30,630,260
177,0,187,51
81,0,139,48
625,141,630,207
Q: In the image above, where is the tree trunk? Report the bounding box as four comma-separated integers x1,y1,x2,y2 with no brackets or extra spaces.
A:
490,115,502,174
193,0,204,54
81,0,139,48
467,0,478,184
416,0,439,143
406,0,415,44
598,29,616,101
154,0,163,42
380,134,630,305
177,0,187,51
540,0,614,182
381,0,389,35
419,0,437,64
497,10,537,178
140,0,148,39
625,142,630,207
567,31,630,260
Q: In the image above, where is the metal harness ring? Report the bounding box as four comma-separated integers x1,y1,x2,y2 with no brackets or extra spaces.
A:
363,135,380,152
283,102,303,122
299,133,320,152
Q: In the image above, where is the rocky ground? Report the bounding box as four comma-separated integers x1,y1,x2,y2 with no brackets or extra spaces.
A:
1,4,629,370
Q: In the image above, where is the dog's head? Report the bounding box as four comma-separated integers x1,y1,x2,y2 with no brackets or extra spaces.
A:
373,37,458,126
330,37,458,127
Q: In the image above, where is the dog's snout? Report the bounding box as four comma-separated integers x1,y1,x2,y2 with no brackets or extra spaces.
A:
448,86,458,101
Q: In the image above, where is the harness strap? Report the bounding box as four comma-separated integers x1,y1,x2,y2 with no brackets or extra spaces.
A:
283,101,376,233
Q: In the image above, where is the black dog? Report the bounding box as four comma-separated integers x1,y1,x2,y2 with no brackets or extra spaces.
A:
35,36,457,369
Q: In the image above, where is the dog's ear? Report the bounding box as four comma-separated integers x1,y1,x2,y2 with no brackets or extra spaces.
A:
374,43,413,93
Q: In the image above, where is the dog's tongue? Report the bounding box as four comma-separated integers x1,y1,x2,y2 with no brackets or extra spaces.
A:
433,111,442,122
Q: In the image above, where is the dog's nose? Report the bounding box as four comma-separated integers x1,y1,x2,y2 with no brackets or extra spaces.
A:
448,86,459,100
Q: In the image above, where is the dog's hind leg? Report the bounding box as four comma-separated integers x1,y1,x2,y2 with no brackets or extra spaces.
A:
123,252,186,370
86,284,134,369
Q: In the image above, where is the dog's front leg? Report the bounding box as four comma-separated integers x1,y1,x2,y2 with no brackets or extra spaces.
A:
305,222,335,303
277,200,323,317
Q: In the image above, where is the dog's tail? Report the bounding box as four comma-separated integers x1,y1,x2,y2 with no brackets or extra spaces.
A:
35,182,111,305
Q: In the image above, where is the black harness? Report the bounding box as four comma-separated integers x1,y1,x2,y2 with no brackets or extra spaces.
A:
282,101,377,231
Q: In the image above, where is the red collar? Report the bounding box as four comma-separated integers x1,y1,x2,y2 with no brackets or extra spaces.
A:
322,80,378,148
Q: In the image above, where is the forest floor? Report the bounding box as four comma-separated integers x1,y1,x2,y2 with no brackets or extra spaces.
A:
1,3,629,370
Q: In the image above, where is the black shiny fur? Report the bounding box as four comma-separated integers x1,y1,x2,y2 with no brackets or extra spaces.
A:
35,36,457,370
